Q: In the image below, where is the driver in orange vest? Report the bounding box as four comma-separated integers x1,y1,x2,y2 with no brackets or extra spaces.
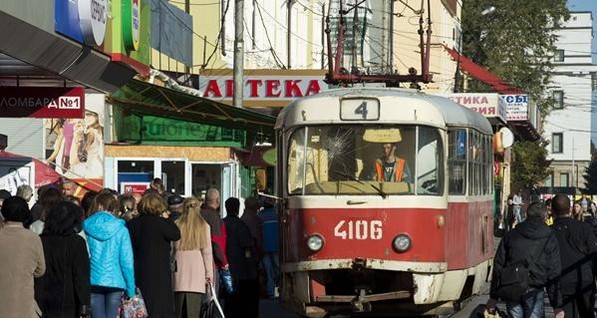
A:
373,143,412,182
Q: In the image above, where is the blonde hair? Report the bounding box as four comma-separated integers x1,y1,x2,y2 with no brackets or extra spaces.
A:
175,197,209,251
138,193,167,216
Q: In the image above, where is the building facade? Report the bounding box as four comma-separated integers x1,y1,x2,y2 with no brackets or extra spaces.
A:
393,0,460,93
542,12,597,191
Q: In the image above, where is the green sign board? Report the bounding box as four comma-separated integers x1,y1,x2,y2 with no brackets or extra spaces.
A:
115,110,246,147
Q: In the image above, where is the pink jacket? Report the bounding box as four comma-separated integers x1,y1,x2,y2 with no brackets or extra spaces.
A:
173,226,214,293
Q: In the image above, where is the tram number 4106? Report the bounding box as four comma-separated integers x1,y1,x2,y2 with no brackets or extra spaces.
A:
334,220,383,240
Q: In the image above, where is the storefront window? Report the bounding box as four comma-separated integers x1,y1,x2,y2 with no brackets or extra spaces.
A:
162,161,185,195
117,160,154,193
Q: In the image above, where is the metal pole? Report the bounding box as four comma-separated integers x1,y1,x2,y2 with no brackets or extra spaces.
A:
572,137,575,190
287,0,293,69
233,0,244,108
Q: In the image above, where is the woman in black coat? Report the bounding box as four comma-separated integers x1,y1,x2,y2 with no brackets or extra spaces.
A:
35,201,90,318
128,193,181,318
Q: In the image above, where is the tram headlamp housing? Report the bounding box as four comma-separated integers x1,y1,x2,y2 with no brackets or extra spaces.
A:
392,234,412,253
307,234,324,252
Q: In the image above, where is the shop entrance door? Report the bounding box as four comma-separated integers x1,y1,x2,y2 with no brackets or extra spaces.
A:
191,163,236,215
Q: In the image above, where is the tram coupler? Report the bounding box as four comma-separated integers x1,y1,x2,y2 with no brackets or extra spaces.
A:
351,288,372,313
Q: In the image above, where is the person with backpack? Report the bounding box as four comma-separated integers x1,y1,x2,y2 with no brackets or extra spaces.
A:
486,202,563,318
552,194,597,318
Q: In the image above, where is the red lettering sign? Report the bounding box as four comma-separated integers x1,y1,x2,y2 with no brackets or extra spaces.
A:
225,80,234,97
285,80,303,97
265,80,281,97
203,80,222,98
305,80,321,96
0,87,85,118
247,79,262,97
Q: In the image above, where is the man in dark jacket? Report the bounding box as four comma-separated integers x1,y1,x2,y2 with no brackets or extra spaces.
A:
224,197,259,318
552,194,597,318
486,202,563,318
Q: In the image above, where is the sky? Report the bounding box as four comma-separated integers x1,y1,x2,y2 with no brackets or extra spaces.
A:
567,0,597,62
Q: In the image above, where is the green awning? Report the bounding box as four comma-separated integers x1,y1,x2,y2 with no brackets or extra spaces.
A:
109,80,276,137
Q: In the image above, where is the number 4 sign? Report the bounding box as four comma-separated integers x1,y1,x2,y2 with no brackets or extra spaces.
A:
340,98,380,121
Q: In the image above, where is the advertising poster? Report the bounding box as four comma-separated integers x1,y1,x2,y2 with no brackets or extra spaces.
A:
0,162,33,195
45,93,105,195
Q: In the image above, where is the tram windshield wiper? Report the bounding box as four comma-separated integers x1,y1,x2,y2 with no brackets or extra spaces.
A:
334,171,387,199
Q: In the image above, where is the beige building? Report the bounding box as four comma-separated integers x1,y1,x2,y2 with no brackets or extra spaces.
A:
392,0,460,93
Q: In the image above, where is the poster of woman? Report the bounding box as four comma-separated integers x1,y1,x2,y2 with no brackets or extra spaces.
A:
45,94,104,186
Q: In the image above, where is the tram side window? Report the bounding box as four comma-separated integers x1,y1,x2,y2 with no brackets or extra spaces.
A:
469,130,482,196
417,127,443,195
448,129,467,195
287,128,307,194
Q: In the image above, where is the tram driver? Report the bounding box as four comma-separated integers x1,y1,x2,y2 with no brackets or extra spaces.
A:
371,142,412,183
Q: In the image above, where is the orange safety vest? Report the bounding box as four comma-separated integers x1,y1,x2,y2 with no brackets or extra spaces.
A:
375,158,405,182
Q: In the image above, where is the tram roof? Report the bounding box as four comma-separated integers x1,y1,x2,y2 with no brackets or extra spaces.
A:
275,87,493,135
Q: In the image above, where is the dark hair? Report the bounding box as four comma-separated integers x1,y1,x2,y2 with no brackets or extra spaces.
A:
119,195,136,212
0,189,11,200
526,202,547,218
43,201,83,235
40,187,63,220
81,191,98,216
545,198,552,207
552,194,571,216
1,196,29,222
90,191,119,215
225,197,240,216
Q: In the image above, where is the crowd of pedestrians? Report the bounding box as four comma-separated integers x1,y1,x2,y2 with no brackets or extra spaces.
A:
0,178,280,318
489,193,597,318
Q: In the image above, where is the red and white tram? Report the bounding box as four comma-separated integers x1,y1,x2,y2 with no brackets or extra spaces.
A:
275,88,495,317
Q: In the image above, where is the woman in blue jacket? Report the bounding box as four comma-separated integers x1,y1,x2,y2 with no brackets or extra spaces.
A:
83,191,136,318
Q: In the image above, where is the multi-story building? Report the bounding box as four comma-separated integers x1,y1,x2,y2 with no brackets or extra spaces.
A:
392,0,460,93
542,12,597,191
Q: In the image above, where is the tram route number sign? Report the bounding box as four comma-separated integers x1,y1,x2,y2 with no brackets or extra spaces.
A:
334,220,383,240
340,98,380,121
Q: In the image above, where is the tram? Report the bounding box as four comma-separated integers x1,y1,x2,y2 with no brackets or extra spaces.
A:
274,88,495,317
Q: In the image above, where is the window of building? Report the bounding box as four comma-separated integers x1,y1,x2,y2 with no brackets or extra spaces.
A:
560,173,569,187
552,90,564,109
545,173,553,187
554,49,564,62
592,73,597,92
552,133,563,153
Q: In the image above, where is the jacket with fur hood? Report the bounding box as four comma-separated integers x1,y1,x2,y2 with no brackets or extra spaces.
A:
83,211,136,297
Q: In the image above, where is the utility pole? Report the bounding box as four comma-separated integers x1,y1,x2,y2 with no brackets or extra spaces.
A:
352,1,358,72
287,0,293,69
233,0,244,108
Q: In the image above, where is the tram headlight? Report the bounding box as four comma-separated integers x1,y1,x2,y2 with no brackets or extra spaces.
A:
307,234,324,252
392,234,412,253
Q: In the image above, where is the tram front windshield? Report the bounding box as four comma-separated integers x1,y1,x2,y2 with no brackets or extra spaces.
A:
287,125,443,196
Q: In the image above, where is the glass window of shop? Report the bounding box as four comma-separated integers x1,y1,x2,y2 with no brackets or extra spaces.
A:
162,161,185,195
117,160,155,193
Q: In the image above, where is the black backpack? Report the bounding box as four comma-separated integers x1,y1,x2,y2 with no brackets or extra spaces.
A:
493,234,548,302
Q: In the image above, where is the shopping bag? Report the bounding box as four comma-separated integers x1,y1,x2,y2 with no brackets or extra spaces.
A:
118,289,148,318
201,282,225,318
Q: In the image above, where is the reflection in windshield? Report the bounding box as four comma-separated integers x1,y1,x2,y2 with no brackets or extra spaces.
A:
287,125,443,196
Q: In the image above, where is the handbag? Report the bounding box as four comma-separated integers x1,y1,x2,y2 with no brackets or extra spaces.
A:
118,289,148,318
201,282,225,318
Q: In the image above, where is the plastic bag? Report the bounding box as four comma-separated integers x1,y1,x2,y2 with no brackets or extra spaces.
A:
220,268,234,294
118,290,148,318
201,282,225,318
